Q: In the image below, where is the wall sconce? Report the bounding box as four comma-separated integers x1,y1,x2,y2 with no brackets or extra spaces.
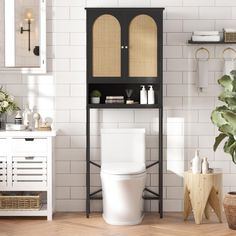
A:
20,9,34,51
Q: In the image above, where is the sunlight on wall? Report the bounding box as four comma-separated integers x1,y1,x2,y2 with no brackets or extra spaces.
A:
26,75,54,124
167,117,185,177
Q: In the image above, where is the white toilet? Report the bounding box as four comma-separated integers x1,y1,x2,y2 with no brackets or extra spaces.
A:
100,128,146,225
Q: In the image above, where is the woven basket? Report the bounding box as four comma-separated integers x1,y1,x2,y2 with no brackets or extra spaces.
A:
224,32,236,43
223,192,236,230
0,193,41,210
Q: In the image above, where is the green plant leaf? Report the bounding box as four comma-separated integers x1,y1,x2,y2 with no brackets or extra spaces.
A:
211,106,228,127
219,124,235,135
224,136,235,153
222,110,236,131
218,75,233,91
224,136,236,164
213,133,227,151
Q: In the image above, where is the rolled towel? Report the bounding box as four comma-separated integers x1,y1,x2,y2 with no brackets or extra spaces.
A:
192,35,221,42
197,59,209,91
193,31,219,36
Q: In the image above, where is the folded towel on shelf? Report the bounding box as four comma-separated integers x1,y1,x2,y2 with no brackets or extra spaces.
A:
192,35,221,42
224,28,236,33
193,31,219,36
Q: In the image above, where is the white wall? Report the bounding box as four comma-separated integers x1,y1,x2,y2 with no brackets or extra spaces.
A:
1,0,236,212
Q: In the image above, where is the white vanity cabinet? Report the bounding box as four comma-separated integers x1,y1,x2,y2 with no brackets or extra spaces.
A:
0,131,56,220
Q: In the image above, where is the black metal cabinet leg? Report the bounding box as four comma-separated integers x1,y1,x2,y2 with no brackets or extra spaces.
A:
86,108,90,218
159,108,163,218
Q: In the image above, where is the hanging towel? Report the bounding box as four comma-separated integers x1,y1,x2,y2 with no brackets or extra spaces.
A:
224,59,235,75
197,59,209,91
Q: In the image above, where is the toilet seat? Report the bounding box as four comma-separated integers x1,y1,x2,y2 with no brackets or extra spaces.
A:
101,162,146,175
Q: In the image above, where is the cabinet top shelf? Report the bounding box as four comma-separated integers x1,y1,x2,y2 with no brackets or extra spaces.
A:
88,104,161,109
85,8,165,11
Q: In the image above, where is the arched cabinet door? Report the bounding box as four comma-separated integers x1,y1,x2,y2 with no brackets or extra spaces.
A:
129,14,158,77
92,14,121,77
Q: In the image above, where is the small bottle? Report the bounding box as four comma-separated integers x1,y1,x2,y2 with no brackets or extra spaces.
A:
15,111,22,125
192,149,202,174
140,85,147,104
22,104,32,128
33,112,40,129
148,85,155,104
202,157,209,174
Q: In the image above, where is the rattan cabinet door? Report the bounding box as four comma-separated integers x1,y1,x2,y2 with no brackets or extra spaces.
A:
92,14,121,77
129,14,158,77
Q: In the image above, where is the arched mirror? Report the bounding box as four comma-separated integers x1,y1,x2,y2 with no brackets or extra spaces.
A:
129,14,157,77
92,14,121,77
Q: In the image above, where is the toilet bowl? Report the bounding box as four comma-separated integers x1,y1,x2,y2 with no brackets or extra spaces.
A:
100,129,146,225
101,163,146,225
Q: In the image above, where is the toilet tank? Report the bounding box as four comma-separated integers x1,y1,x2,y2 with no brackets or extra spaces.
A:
101,128,145,164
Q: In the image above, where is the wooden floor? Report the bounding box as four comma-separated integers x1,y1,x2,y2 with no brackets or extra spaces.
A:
0,212,234,236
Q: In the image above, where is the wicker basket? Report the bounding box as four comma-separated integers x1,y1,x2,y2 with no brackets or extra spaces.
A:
224,31,236,43
223,192,236,230
0,193,42,210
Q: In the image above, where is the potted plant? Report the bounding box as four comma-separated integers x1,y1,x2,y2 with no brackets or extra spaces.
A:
0,87,19,129
211,71,236,230
90,90,101,104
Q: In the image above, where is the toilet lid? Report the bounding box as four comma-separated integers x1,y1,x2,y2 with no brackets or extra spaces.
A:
101,162,146,175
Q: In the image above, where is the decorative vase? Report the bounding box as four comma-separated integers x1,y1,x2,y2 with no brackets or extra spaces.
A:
0,113,7,130
91,97,100,104
223,192,236,230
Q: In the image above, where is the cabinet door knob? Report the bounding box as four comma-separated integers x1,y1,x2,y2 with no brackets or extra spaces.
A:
125,46,128,49
121,46,124,49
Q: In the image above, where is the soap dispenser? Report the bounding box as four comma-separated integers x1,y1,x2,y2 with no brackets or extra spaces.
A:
22,104,32,128
148,85,155,104
192,149,201,174
140,85,147,104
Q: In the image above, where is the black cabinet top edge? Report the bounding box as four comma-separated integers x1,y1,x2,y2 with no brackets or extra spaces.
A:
85,7,165,11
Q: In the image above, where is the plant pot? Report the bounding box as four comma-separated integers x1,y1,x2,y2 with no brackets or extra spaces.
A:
91,97,100,104
223,192,236,230
0,113,7,130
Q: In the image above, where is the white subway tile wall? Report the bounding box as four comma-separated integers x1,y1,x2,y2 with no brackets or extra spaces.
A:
0,0,235,212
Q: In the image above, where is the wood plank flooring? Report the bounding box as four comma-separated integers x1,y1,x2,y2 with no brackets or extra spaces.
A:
0,212,234,236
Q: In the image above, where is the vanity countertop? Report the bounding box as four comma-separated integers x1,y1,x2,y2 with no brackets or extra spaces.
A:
0,130,57,137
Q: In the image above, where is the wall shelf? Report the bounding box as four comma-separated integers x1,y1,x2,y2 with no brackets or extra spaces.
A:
188,40,236,44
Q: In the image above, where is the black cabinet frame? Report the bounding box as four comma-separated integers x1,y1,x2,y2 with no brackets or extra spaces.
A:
85,8,164,219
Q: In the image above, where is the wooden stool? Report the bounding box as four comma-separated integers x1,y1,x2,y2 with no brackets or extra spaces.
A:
183,171,222,224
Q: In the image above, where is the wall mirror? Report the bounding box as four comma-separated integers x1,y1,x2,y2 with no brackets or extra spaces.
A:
0,0,46,73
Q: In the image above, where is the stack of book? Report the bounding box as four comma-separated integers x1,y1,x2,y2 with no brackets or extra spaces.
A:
105,96,124,104
191,31,220,42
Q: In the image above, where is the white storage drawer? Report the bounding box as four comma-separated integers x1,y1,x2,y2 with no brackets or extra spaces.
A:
12,156,47,188
0,139,7,156
12,138,48,155
0,157,7,187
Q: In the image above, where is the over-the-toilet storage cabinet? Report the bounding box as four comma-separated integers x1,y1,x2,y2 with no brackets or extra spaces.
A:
86,8,164,217
0,131,56,220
